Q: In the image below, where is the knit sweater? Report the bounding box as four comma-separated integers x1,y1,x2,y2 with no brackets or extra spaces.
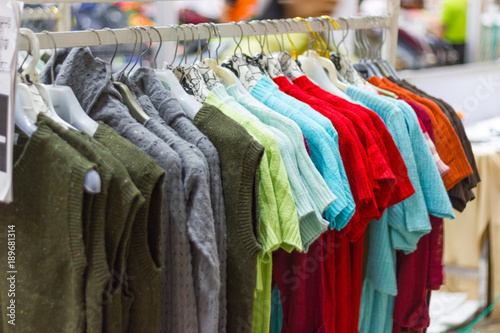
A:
367,76,473,191
204,92,302,333
226,84,335,249
193,104,264,333
118,71,221,333
392,78,480,211
40,47,184,333
0,123,95,332
92,122,166,332
251,76,355,229
36,114,145,333
130,67,228,333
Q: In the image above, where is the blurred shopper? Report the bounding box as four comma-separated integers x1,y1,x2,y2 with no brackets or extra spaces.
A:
441,0,468,63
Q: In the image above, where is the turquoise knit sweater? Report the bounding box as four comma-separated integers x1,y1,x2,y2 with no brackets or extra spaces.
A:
251,76,355,230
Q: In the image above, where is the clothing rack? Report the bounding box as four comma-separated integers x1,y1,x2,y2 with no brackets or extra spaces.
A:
18,0,400,65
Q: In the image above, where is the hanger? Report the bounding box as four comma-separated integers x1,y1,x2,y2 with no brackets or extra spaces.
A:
15,33,38,137
18,28,76,130
40,30,99,136
313,17,348,91
17,29,100,194
203,22,235,86
295,17,348,94
156,25,201,118
112,27,150,124
373,16,400,79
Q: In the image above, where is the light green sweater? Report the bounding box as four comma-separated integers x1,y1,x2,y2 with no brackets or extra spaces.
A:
205,91,302,333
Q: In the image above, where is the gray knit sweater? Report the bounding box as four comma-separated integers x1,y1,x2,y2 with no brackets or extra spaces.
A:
115,70,221,333
39,47,194,333
130,67,228,333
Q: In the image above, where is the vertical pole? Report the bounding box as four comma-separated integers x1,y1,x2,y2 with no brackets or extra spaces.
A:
58,3,71,32
382,0,400,66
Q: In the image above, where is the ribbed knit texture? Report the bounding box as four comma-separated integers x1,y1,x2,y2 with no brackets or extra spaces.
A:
130,67,228,333
0,124,95,332
274,75,384,241
251,76,355,229
119,71,221,333
204,92,302,333
194,104,264,333
37,114,145,333
347,86,453,333
227,84,335,250
368,76,473,191
40,47,184,333
92,122,166,332
393,78,480,212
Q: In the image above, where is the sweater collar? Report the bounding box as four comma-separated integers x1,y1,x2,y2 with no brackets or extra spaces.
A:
39,47,114,115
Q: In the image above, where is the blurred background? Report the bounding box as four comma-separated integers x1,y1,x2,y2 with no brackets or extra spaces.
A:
20,1,500,331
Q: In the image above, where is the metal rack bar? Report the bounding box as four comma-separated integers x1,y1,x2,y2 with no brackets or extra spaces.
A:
18,15,391,51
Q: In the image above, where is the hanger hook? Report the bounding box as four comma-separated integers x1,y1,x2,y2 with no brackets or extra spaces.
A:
201,23,212,60
336,17,350,56
147,25,162,69
231,21,244,56
246,22,258,55
209,22,222,64
120,27,138,76
177,25,187,66
266,19,282,54
18,32,31,74
186,24,197,64
103,28,118,73
41,30,57,86
255,21,271,55
129,27,143,76
374,16,386,59
193,24,202,63
273,19,286,53
86,28,102,46
139,26,152,67
250,20,265,54
171,25,181,66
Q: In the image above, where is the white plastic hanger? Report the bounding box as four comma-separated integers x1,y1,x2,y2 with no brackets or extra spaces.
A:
203,23,235,86
40,30,98,136
296,18,348,94
16,29,100,194
156,25,201,119
18,28,76,131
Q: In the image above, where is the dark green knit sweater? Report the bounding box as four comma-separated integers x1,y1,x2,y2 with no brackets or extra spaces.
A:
0,123,95,332
193,104,264,333
37,114,145,333
92,122,165,333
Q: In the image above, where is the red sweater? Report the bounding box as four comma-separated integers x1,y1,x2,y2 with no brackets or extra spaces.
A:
273,76,381,238
293,75,415,208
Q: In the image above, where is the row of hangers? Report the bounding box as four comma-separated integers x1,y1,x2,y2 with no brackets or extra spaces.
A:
14,16,400,195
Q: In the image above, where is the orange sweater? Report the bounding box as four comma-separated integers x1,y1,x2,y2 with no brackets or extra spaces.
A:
367,77,472,191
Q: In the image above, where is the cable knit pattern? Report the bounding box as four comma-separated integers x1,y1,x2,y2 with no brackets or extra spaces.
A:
39,47,198,333
130,67,228,333
118,71,221,333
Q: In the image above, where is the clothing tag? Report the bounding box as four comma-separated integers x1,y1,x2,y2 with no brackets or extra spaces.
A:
0,0,22,203
161,81,171,91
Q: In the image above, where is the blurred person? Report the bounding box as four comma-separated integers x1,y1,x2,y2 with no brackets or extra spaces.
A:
441,0,468,63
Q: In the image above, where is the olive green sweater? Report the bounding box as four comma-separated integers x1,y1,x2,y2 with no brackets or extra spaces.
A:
37,114,145,333
0,123,95,332
92,122,165,333
193,104,264,333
